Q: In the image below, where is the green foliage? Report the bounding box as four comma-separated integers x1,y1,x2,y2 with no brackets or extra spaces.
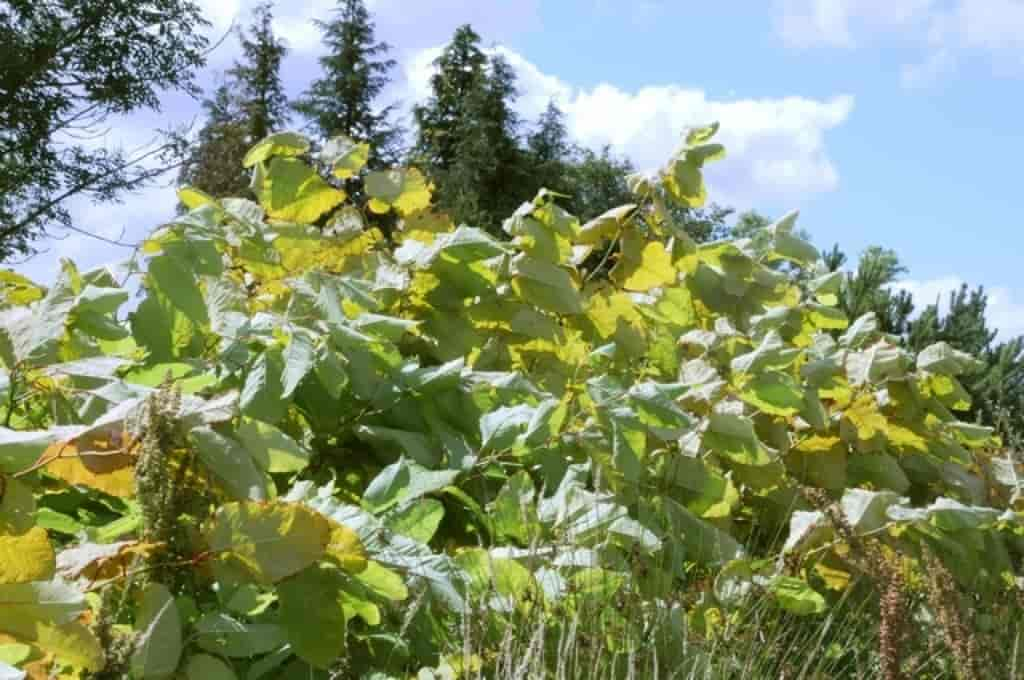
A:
0,0,210,260
0,124,1020,679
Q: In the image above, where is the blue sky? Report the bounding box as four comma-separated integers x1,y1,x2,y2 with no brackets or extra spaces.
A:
19,0,1024,339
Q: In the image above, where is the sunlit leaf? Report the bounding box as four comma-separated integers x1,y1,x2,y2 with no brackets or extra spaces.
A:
206,502,330,584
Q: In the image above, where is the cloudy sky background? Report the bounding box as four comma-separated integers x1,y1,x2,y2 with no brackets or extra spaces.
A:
18,0,1024,340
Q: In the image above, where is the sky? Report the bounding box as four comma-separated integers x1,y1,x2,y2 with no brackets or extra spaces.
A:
17,0,1024,340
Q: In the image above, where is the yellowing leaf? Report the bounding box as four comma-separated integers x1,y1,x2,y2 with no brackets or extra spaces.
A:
206,502,331,584
177,186,218,211
884,422,929,453
844,395,887,442
663,158,706,208
399,209,454,244
365,168,432,216
612,232,676,292
20,621,102,674
40,435,135,498
813,560,852,591
737,371,805,417
0,528,54,585
243,132,311,168
256,158,346,224
325,524,367,574
0,270,45,306
585,289,643,340
55,541,158,583
354,561,408,602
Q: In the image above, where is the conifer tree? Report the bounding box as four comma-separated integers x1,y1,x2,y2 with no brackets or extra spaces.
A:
413,25,489,175
293,0,401,167
229,1,290,141
179,2,288,198
528,102,572,165
414,26,527,231
177,81,250,199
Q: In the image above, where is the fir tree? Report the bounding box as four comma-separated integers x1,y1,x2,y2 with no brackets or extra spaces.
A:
229,1,290,142
177,80,251,199
529,101,572,166
526,101,574,198
294,0,401,167
179,2,288,199
840,246,915,336
414,26,528,231
413,25,489,175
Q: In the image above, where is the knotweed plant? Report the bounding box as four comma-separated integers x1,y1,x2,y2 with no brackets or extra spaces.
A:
0,126,1020,679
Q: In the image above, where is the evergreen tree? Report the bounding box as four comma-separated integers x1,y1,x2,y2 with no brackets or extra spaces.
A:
229,1,290,142
177,80,251,199
293,0,401,167
906,285,1024,436
413,26,526,231
179,3,288,199
907,284,996,357
525,101,579,201
528,102,572,163
840,246,915,336
414,25,488,174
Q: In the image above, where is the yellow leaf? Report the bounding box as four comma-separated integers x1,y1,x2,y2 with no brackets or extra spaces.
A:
585,289,643,340
365,168,432,216
845,395,887,442
611,231,676,292
0,270,45,306
399,209,454,244
56,541,159,583
256,158,346,224
0,621,102,674
40,434,135,498
177,186,217,210
884,422,929,453
0,528,54,584
813,561,852,591
206,501,331,584
326,524,368,574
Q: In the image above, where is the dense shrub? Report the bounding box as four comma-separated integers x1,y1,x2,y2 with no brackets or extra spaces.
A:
0,126,1020,679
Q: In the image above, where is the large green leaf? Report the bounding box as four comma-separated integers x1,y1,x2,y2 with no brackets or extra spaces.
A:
277,563,350,668
236,418,311,474
130,583,182,679
241,349,287,425
205,502,331,584
511,255,583,315
190,427,271,501
194,613,287,658
182,654,237,680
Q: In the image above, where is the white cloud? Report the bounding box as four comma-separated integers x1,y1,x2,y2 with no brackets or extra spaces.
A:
405,45,854,205
777,0,934,48
777,0,1024,83
892,277,1024,342
17,182,177,285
